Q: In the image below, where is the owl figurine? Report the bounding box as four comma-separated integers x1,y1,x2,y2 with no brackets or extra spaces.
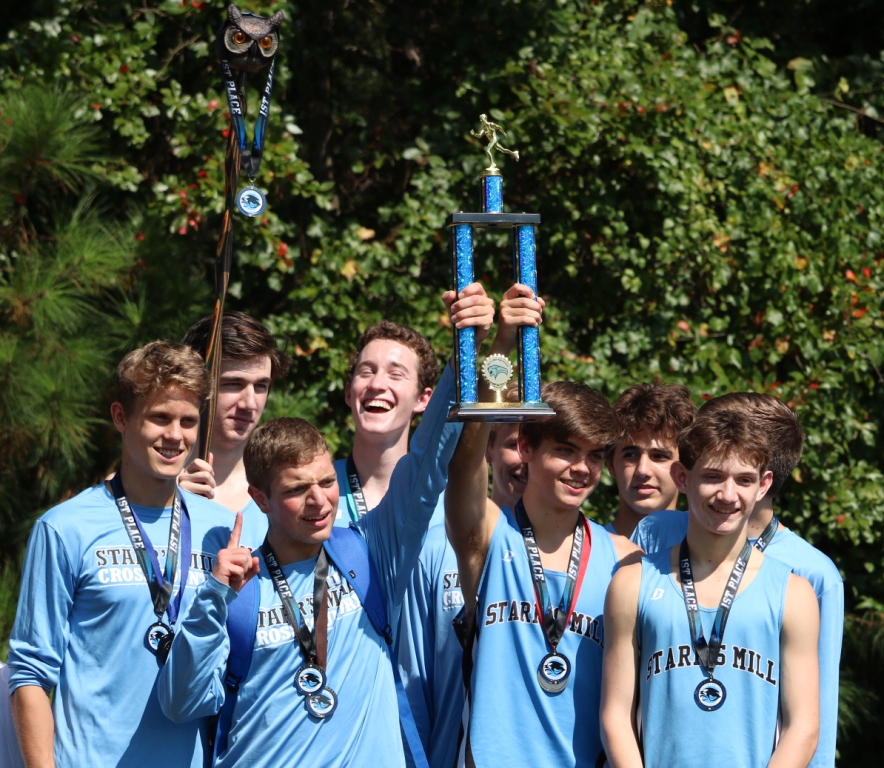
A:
218,4,284,73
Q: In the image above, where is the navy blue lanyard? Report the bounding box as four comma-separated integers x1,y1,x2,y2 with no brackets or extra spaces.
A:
514,500,590,650
110,474,192,625
345,455,370,520
219,56,276,179
261,540,329,668
679,516,777,676
679,537,752,677
753,515,778,552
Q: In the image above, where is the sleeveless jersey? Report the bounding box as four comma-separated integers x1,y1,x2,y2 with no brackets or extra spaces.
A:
638,548,792,768
463,508,619,767
633,511,843,768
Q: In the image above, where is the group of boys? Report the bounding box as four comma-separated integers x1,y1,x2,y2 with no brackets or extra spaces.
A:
5,281,842,768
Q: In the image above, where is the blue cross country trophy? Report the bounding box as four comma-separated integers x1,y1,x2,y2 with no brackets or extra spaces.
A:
446,114,555,422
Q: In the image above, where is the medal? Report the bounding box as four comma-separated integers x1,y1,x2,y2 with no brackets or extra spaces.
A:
111,473,191,663
145,620,174,659
295,662,327,696
305,687,338,719
679,537,752,713
514,501,591,696
537,651,571,694
235,184,267,217
694,677,727,712
262,540,334,724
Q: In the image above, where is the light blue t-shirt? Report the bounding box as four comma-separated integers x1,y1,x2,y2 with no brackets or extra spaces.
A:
334,459,446,528
638,547,792,768
239,496,268,543
159,476,452,767
396,524,463,768
8,484,245,768
159,362,462,768
633,510,843,768
459,509,619,767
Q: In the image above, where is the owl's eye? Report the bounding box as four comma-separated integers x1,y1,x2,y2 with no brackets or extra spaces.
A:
257,33,278,57
224,26,253,54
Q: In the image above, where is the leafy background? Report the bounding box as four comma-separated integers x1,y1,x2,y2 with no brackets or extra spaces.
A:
1,1,883,761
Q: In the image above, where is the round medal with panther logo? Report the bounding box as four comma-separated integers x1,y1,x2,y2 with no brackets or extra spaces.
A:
295,663,327,696
236,185,267,218
537,651,571,694
694,677,726,711
145,621,174,657
305,687,338,719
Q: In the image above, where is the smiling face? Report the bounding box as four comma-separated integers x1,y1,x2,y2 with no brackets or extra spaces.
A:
518,434,606,515
608,431,680,518
111,385,201,499
212,356,273,452
672,452,773,539
249,450,340,563
344,339,432,443
486,424,528,508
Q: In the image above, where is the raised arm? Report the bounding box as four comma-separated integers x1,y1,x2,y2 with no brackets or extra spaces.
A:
768,573,820,768
486,283,545,358
445,283,544,606
600,562,644,768
159,514,259,723
363,283,494,611
445,421,498,608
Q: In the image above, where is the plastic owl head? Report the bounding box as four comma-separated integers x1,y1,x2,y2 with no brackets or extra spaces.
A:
218,4,284,73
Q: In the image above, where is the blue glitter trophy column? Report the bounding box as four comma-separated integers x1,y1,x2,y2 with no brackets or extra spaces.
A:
446,114,555,422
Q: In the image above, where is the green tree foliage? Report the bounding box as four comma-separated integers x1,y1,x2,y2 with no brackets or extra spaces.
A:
1,1,883,759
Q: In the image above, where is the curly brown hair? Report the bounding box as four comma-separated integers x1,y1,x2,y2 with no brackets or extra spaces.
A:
613,382,696,443
348,321,439,393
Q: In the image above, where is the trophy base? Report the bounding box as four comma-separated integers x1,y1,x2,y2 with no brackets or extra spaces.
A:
447,402,556,423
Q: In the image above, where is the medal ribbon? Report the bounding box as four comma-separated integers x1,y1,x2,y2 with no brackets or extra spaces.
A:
514,500,591,650
345,455,370,521
752,515,778,553
219,56,276,180
678,537,753,677
110,473,192,625
261,540,329,670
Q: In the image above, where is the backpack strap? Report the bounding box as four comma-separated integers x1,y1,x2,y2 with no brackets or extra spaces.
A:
214,576,259,762
325,525,429,768
325,526,392,642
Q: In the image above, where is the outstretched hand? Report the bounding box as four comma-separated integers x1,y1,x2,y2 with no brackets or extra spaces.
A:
442,282,496,345
488,283,545,356
178,454,216,500
212,512,260,593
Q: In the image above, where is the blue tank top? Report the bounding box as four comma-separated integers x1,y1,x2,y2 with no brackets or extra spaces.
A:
638,548,792,768
464,508,619,767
